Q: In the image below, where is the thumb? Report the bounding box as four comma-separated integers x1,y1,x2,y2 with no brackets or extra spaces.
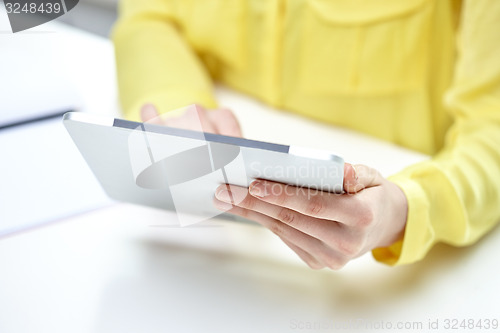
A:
343,163,384,194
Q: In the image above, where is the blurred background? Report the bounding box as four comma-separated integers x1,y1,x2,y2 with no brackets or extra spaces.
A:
58,0,117,37
1,1,500,333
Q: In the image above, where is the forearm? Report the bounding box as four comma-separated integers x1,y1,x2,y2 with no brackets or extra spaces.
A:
374,0,500,265
378,123,500,265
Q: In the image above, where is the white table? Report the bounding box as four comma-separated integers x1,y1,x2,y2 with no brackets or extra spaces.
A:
1,22,499,333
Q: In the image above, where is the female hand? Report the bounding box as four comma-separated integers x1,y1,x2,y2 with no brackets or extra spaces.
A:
140,103,242,137
213,164,408,270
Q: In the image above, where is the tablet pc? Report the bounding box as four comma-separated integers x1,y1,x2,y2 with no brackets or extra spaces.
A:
63,112,344,225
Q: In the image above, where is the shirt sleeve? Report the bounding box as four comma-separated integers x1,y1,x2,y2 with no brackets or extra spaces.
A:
373,0,500,265
111,0,217,122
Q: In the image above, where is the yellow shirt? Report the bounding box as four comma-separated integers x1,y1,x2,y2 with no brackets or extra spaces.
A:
112,0,500,265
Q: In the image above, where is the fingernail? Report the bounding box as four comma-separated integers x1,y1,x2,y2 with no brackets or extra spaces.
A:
142,103,155,113
214,199,233,211
215,189,232,203
352,165,358,181
249,181,268,198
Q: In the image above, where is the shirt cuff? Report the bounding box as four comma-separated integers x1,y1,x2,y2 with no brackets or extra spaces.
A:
372,172,436,266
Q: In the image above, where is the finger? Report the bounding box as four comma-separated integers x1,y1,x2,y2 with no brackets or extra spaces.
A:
213,196,317,245
343,163,358,193
213,197,338,262
185,104,218,134
215,184,364,257
214,197,350,269
163,104,218,133
208,108,242,137
343,164,384,194
246,180,369,225
215,184,346,243
140,103,163,125
280,237,324,270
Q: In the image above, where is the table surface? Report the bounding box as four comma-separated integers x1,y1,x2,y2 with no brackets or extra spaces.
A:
1,22,499,333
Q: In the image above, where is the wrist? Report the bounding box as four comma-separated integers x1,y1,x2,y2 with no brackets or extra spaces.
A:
380,180,408,247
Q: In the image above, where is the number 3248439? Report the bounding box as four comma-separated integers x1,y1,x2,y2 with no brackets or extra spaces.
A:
5,2,62,14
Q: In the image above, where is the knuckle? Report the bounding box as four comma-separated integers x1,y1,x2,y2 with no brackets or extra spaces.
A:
305,196,325,216
268,223,285,236
359,166,382,186
353,183,366,192
355,206,374,228
273,187,289,206
370,169,382,182
337,239,363,257
323,257,344,271
333,258,348,270
317,251,343,270
305,260,324,270
238,207,250,218
277,208,296,225
239,194,256,210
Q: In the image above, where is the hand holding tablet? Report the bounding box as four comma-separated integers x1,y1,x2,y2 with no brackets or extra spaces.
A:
213,163,408,270
65,105,408,269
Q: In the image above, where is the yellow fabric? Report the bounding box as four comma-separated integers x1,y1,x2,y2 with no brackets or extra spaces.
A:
112,0,500,265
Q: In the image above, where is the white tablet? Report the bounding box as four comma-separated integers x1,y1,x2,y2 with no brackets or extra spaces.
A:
63,112,344,225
